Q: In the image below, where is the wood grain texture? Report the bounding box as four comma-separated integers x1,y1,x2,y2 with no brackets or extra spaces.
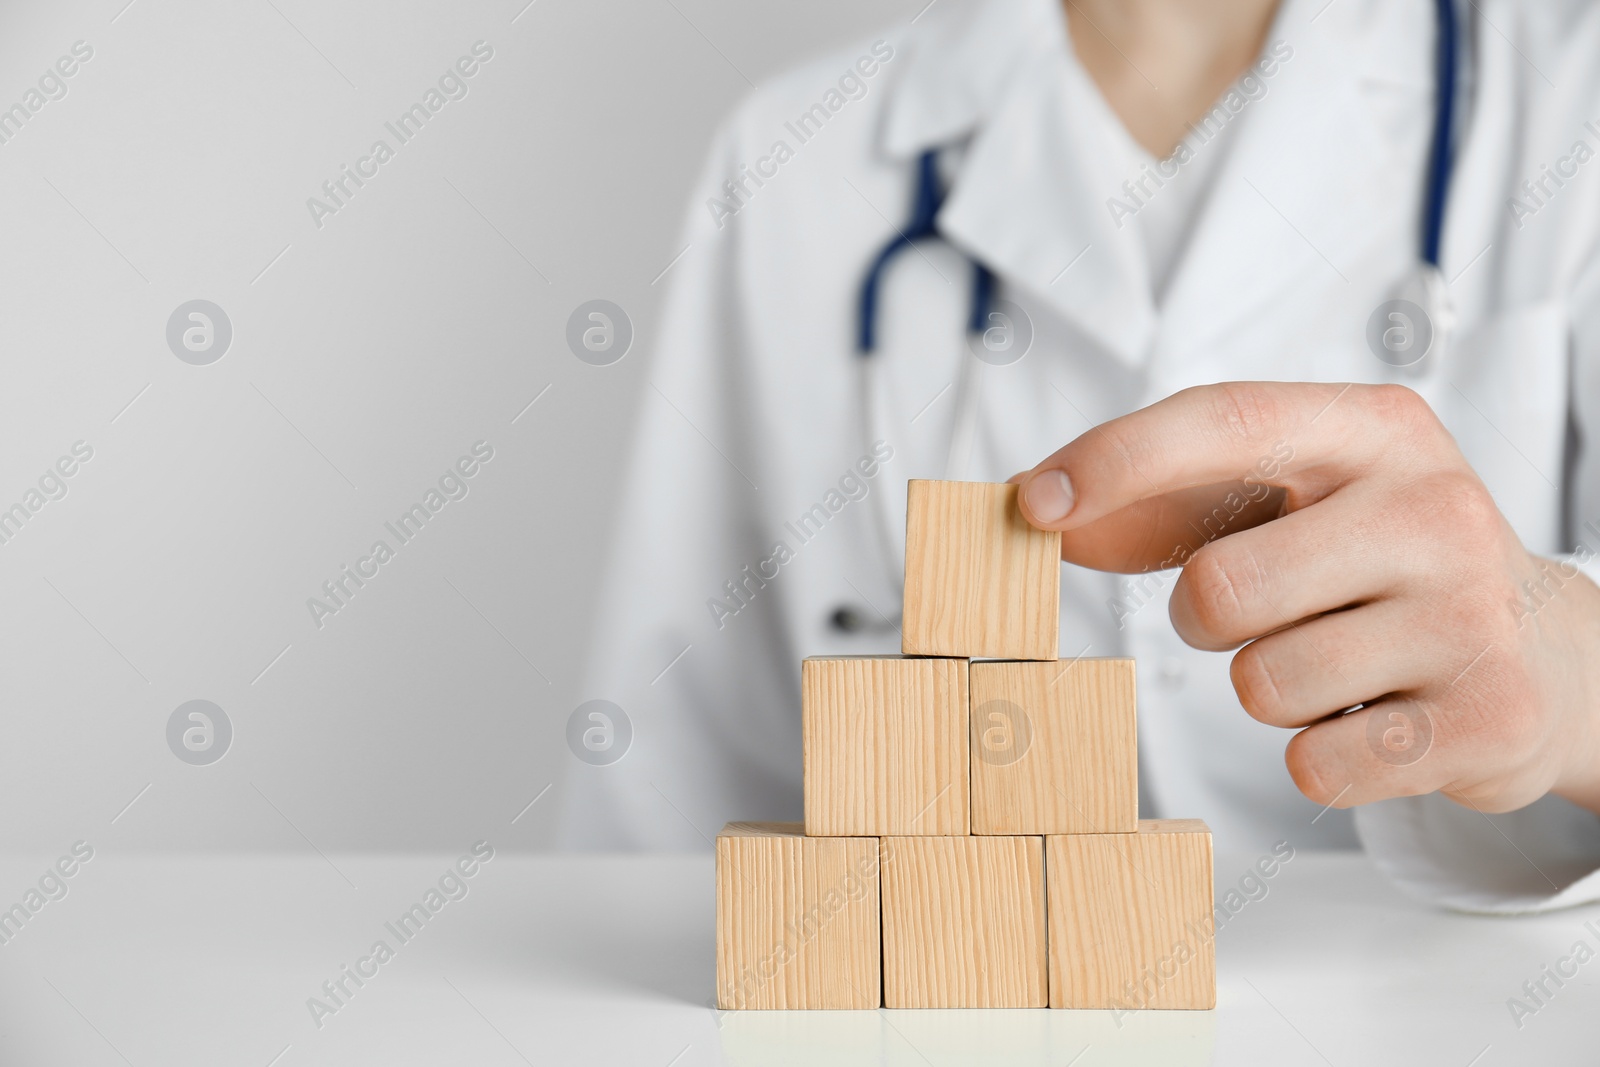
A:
1047,819,1215,1010
880,835,1047,1008
802,656,969,836
716,822,881,1009
969,658,1138,835
901,480,1061,660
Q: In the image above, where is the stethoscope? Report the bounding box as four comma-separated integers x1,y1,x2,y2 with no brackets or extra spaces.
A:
1397,0,1461,372
829,0,1462,636
831,149,997,635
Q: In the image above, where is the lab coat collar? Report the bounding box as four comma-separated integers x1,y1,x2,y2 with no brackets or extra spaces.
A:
882,0,1157,366
878,0,1432,373
879,0,1067,159
938,50,1159,367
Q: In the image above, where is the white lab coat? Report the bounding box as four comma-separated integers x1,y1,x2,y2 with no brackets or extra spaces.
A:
562,0,1600,912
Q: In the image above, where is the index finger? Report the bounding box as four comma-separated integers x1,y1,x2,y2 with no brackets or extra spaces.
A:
1016,381,1428,531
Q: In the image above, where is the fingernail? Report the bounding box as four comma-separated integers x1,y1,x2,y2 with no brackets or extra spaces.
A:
1022,469,1074,524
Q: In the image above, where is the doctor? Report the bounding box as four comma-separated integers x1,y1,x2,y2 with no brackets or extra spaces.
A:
562,0,1600,912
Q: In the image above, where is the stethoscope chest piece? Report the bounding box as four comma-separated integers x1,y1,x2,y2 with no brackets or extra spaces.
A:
828,604,901,635
1371,264,1455,377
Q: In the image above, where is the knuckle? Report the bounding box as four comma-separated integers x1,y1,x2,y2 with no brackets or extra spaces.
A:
1180,545,1250,640
1367,383,1429,422
1453,479,1504,540
1368,383,1436,430
1093,421,1156,478
1207,382,1279,443
1368,383,1452,449
1404,470,1503,550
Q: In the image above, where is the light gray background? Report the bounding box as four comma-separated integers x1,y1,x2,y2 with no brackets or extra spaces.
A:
0,0,917,851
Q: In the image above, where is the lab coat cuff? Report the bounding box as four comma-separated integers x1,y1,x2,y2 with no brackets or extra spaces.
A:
1566,546,1600,598
1354,793,1600,914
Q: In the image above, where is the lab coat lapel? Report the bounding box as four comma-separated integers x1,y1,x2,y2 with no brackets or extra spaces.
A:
937,48,1159,368
1151,0,1432,373
878,0,1157,370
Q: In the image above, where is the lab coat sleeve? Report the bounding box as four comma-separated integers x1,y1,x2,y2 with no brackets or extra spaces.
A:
554,104,804,851
1354,243,1600,914
1354,795,1600,914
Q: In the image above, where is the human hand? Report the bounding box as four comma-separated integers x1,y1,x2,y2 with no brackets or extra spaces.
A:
1012,382,1600,816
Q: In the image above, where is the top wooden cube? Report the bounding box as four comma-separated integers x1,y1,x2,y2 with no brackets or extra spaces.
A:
902,480,1061,660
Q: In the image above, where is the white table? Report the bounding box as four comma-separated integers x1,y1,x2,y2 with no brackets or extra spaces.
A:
0,849,1591,1065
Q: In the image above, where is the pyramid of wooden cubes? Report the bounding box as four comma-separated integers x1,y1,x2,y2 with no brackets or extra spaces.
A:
716,480,1216,1010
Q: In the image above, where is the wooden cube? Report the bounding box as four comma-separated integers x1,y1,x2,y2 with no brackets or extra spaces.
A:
881,835,1047,1008
969,658,1138,835
716,822,881,1009
802,656,968,836
1047,820,1215,1010
902,480,1060,660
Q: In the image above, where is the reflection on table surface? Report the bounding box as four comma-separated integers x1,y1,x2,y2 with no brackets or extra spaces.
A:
716,1005,1215,1067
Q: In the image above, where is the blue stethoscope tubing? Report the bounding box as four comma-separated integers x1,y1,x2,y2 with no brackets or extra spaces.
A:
1423,0,1458,271
834,0,1460,634
857,150,996,353
1412,0,1460,360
